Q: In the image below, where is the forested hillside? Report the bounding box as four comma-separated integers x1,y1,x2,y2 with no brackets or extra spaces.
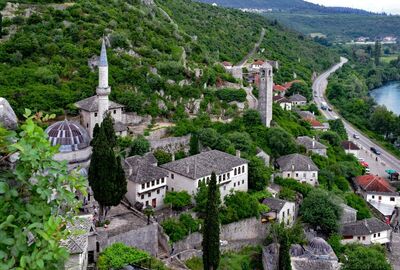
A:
0,0,337,118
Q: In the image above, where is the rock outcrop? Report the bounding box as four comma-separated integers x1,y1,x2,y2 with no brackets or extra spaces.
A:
0,98,18,130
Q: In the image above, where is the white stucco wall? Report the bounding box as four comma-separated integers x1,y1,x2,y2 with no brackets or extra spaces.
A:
365,193,400,206
341,229,391,245
280,170,318,186
278,201,296,227
345,149,359,157
126,177,167,210
166,163,248,200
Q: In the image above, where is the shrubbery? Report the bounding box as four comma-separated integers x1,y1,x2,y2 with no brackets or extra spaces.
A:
216,88,247,103
161,214,201,242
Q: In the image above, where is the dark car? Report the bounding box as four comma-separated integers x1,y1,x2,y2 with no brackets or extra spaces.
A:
327,107,332,112
370,147,381,155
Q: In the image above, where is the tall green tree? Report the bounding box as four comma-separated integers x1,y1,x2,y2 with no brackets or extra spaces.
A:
129,136,150,156
102,113,117,148
0,13,3,38
89,127,126,220
91,123,101,146
342,244,391,270
0,112,87,269
374,41,381,66
189,133,200,156
202,172,220,270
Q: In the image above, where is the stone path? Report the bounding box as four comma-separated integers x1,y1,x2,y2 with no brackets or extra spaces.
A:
389,232,400,270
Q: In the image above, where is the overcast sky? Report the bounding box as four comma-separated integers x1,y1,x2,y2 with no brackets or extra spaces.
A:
305,0,400,14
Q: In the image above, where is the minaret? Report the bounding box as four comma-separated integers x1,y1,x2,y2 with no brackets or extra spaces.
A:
258,62,273,127
96,38,110,122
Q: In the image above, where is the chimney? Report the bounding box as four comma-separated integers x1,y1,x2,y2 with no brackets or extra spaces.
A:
291,164,295,171
312,137,316,148
308,164,311,170
236,150,241,158
186,164,190,174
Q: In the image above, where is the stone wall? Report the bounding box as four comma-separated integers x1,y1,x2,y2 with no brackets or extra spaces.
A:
173,217,268,254
97,223,160,256
149,135,191,154
123,112,151,126
262,244,279,270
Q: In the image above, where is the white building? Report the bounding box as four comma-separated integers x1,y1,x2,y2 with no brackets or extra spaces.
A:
62,215,96,270
341,140,360,157
276,154,319,186
258,62,274,127
289,94,307,106
296,136,327,157
123,153,168,210
341,218,392,245
161,150,248,199
273,96,292,111
75,39,127,138
355,175,400,217
262,197,296,227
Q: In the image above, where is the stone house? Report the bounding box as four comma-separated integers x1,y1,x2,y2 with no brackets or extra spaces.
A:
289,94,307,106
341,140,360,157
273,96,292,111
161,150,248,199
341,218,392,245
296,136,327,157
276,154,319,186
123,153,169,210
62,215,96,270
354,175,400,217
262,197,296,227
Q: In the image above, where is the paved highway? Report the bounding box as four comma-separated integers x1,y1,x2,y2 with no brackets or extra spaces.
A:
313,57,400,177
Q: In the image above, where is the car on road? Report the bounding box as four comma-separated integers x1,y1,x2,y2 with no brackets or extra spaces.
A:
370,147,381,155
360,161,369,168
365,167,371,174
327,107,332,111
358,157,365,162
353,134,360,139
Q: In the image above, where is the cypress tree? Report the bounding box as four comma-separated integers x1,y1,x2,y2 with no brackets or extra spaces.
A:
91,123,101,146
88,127,126,220
202,172,220,270
102,113,117,148
374,41,381,66
189,133,200,156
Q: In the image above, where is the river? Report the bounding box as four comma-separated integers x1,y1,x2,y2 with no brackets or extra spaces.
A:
370,81,400,115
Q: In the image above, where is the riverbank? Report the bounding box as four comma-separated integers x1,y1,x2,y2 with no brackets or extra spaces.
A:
370,81,400,115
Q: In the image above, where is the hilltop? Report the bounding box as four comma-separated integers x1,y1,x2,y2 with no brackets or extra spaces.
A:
0,0,337,118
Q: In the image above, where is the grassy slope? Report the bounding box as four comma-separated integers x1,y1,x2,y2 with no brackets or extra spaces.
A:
0,0,337,117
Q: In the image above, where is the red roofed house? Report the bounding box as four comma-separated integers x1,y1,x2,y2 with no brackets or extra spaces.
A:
306,119,329,132
342,141,361,157
355,175,400,217
273,84,287,97
251,59,265,69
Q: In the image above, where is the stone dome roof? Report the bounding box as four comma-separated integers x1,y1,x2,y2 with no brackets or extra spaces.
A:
290,244,305,257
45,120,90,153
308,237,333,256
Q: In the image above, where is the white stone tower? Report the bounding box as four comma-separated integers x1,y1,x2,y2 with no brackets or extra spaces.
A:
258,63,273,127
96,38,110,121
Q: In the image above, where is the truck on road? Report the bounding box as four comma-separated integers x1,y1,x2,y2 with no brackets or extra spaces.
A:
321,102,328,110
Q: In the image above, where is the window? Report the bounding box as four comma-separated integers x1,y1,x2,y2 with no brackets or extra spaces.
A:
227,173,230,179
282,211,285,218
223,174,226,181
295,173,299,177
198,180,201,187
234,168,237,175
372,195,375,199
152,181,155,186
157,179,160,185
219,175,222,181
391,197,395,202
238,167,241,174
142,184,145,189
378,233,381,237
171,174,174,179
242,180,244,184
374,234,376,238
237,182,240,186
287,209,290,215
87,123,89,128
113,110,116,114
148,193,151,198
157,189,160,194
357,236,361,240
96,242,100,253
234,183,236,187
312,173,316,177
242,165,245,173
171,188,174,191
379,196,382,200
162,178,165,183
145,201,149,206
147,182,150,188
362,236,366,240
94,113,98,117
141,195,144,199
287,173,290,177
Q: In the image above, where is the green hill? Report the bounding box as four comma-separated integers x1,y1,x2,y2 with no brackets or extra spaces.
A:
0,0,337,117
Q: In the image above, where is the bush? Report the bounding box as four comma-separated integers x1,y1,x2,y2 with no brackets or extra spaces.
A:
345,193,371,220
220,191,259,224
153,149,172,165
97,243,149,270
129,136,150,157
247,156,272,191
164,191,192,210
274,177,313,197
216,88,247,103
161,214,200,242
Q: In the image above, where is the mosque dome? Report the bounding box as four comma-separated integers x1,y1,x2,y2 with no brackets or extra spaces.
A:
308,237,333,256
45,120,90,153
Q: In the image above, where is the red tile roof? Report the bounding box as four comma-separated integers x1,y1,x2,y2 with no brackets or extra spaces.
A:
355,175,396,194
253,59,265,65
342,141,360,150
283,80,303,89
273,85,287,92
306,119,323,127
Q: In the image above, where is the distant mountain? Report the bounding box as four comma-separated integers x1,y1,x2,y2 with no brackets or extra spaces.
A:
196,0,372,15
